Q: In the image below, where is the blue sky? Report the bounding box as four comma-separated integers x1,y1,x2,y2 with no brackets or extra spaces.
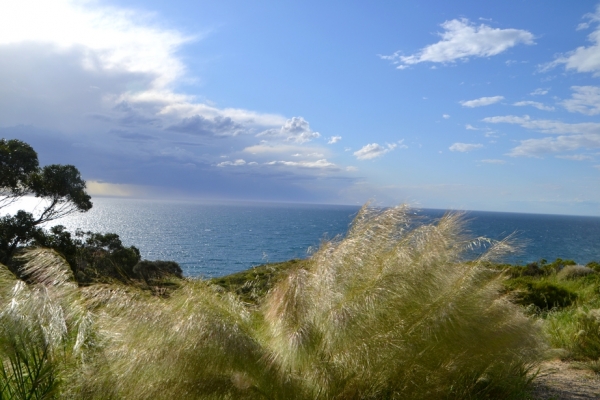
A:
2,1,600,215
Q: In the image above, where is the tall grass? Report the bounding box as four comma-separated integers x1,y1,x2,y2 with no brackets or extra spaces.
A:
0,205,543,399
260,204,543,399
0,249,93,399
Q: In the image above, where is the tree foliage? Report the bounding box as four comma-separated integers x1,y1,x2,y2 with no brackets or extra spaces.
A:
0,138,91,266
0,139,39,209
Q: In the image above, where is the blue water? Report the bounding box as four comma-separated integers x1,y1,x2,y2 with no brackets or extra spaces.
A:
51,198,600,277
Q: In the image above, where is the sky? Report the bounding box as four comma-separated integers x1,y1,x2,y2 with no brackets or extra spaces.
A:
2,1,600,215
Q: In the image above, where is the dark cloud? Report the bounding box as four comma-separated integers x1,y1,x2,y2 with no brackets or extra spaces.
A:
113,102,161,127
167,115,246,136
111,130,156,141
0,40,350,205
0,43,153,133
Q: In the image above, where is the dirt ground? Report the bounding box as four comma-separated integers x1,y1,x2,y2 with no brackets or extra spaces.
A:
531,360,600,399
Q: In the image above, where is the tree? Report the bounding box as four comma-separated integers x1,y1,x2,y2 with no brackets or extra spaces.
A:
0,138,92,264
0,139,39,209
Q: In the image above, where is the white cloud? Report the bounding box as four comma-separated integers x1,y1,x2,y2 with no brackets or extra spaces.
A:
485,114,600,157
0,0,290,138
513,101,555,111
157,101,286,127
449,143,483,152
397,139,408,149
257,117,320,143
265,159,338,170
483,115,600,135
217,159,247,167
530,88,549,96
328,136,342,144
354,143,397,160
508,135,600,157
545,6,600,76
243,143,328,156
561,86,600,115
381,19,534,69
465,124,478,130
0,0,192,89
479,159,505,164
443,114,450,119
345,166,358,172
460,96,504,108
556,154,593,161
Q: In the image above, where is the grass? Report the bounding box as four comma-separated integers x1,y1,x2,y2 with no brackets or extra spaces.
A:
211,259,307,305
0,204,547,399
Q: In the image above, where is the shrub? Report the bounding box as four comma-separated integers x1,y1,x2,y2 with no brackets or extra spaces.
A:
542,258,577,275
133,260,183,282
586,261,600,272
557,265,595,280
506,278,577,310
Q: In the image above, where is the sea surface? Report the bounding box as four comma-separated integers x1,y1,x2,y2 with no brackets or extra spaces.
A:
46,198,600,277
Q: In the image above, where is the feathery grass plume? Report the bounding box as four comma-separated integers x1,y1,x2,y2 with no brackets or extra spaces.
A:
262,204,543,399
0,248,95,399
78,279,298,399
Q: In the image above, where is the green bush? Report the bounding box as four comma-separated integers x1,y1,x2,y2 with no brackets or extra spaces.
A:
506,278,577,310
586,261,600,272
542,258,577,275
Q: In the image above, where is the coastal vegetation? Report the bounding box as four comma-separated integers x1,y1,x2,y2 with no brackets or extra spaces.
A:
0,205,546,399
2,138,600,398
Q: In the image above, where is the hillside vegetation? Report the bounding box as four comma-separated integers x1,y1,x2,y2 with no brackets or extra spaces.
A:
0,204,548,399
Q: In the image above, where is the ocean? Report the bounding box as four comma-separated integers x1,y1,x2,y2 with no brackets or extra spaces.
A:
47,197,600,277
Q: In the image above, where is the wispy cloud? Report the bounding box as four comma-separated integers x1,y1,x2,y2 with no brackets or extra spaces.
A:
265,159,338,170
508,135,600,157
530,88,549,96
460,96,504,107
217,159,255,167
243,143,328,157
380,18,534,69
354,143,397,160
328,136,342,144
543,5,600,76
449,143,483,152
483,115,600,135
485,114,600,157
443,114,450,119
513,101,555,111
556,154,593,161
561,86,600,115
